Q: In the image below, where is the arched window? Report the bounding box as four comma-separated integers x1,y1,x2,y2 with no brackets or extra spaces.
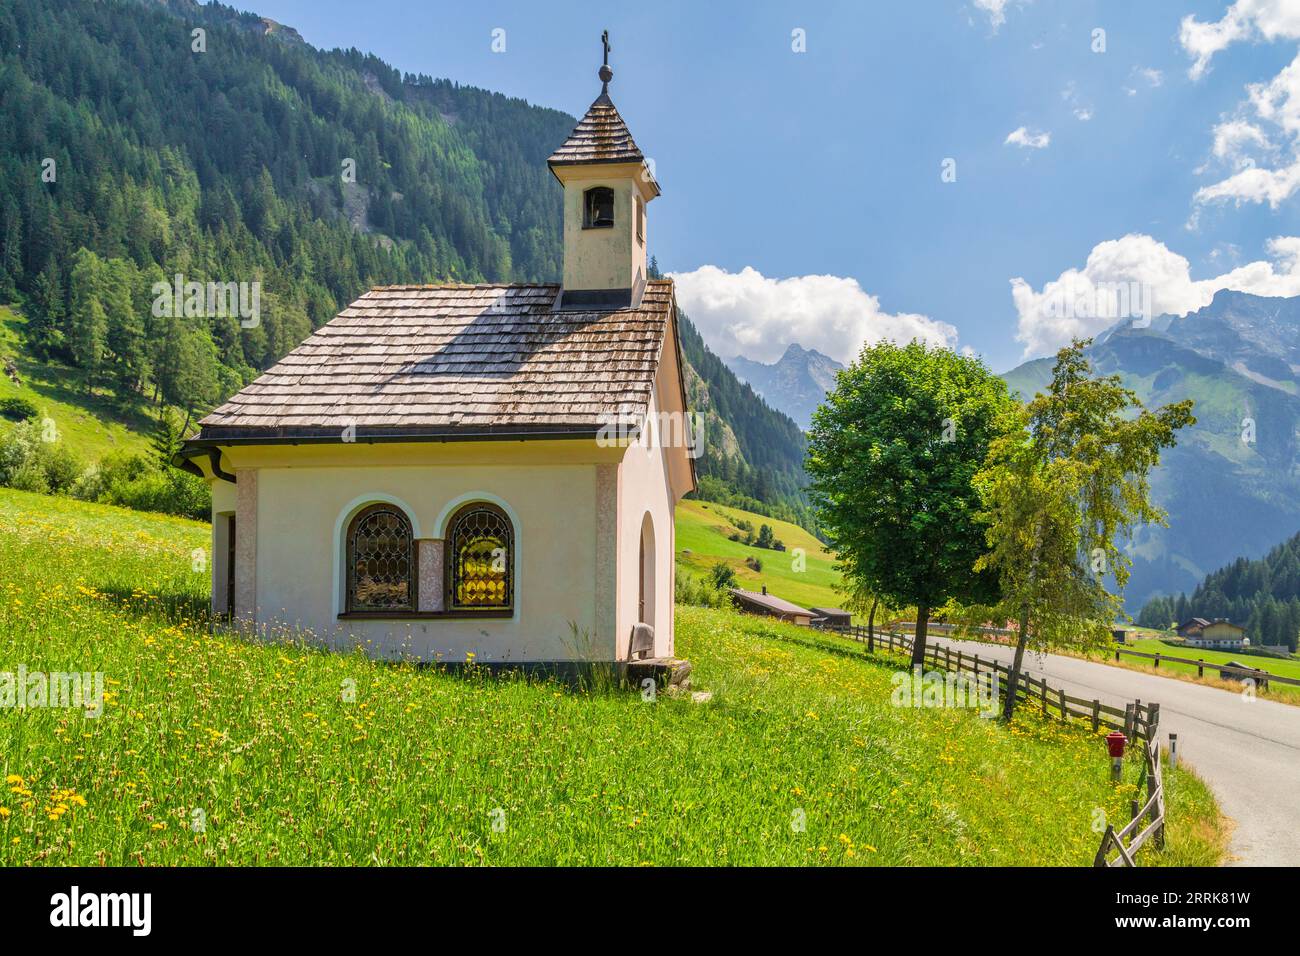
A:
346,504,416,613
447,503,514,612
583,186,615,229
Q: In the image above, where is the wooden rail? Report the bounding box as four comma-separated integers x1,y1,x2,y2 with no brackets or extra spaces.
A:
817,623,1166,865
1108,646,1299,689
896,621,1300,690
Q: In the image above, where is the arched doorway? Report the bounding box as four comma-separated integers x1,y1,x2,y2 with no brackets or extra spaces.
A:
639,512,656,629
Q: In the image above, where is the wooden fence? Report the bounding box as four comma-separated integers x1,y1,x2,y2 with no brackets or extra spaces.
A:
894,621,1300,690
818,623,1165,866
1109,646,1300,690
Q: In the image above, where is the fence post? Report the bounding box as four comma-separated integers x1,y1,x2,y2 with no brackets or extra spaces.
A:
1058,687,1067,722
1115,648,1121,663
1153,653,1160,669
1041,679,1048,717
1197,659,1204,678
1124,702,1134,739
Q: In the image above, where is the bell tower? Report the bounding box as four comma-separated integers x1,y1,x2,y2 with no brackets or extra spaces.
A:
548,31,660,310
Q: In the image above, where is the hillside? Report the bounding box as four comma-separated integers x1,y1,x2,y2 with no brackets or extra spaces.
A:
0,487,1223,865
675,499,842,611
1004,291,1300,611
0,0,812,524
0,303,151,460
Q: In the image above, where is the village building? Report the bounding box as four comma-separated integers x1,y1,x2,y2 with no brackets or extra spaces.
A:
810,606,852,628
729,586,814,626
1178,618,1248,650
175,41,696,664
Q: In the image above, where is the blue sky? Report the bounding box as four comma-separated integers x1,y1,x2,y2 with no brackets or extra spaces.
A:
251,0,1300,372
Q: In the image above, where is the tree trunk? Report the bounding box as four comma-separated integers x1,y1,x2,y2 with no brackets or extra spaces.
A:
1002,603,1031,721
911,604,929,668
867,596,878,654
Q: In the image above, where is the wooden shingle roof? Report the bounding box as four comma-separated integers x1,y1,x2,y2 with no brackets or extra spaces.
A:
193,279,678,441
548,92,646,167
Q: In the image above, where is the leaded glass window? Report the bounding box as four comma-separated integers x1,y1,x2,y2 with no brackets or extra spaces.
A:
346,504,415,612
447,504,513,611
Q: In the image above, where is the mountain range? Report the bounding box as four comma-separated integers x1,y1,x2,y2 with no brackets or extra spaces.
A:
726,344,844,430
1004,290,1300,611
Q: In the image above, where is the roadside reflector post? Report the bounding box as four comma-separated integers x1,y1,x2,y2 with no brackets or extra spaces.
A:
1169,733,1178,768
1106,731,1127,783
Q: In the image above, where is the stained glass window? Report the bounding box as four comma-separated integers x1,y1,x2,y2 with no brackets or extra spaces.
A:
346,505,415,612
448,504,513,611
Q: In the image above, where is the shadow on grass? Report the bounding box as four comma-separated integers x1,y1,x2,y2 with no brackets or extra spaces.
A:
743,622,908,674
94,581,212,627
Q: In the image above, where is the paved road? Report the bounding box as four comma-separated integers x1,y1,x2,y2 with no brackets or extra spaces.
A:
924,635,1300,866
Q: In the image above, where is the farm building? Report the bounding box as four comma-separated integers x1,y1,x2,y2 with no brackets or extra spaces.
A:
174,44,696,664
810,607,852,628
1176,617,1212,639
1179,618,1248,650
729,587,814,626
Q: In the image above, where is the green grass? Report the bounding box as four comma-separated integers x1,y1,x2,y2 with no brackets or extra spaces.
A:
0,303,154,462
0,488,1224,865
675,498,846,612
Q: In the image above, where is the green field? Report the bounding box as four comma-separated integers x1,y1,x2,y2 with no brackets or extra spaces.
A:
675,498,847,612
1108,634,1300,699
0,487,1223,865
0,303,153,462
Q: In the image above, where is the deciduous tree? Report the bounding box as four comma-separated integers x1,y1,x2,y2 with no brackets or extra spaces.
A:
808,341,1014,667
974,341,1194,719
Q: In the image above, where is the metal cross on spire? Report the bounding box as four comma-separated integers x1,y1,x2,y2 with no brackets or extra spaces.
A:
599,30,613,93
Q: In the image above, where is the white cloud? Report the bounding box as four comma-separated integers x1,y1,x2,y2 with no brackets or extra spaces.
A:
1011,233,1300,358
1137,67,1165,87
1209,119,1274,165
1061,81,1094,121
1005,125,1051,148
974,0,1011,31
1180,0,1300,79
668,265,957,365
1195,158,1300,208
1194,50,1300,213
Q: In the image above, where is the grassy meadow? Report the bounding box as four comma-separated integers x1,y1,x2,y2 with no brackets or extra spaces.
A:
0,303,154,462
0,488,1224,865
675,499,845,612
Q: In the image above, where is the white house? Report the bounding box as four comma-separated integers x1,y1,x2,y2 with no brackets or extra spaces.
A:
1178,618,1248,650
175,45,696,665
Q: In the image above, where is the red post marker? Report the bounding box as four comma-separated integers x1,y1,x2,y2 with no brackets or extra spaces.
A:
1106,731,1127,782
